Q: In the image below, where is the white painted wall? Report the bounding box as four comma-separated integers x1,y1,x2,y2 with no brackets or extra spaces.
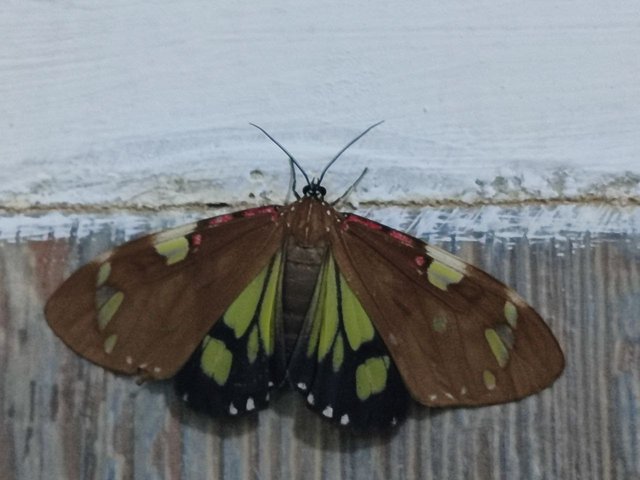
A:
2,0,639,208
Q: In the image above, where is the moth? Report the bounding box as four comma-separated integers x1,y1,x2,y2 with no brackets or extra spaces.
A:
45,123,565,430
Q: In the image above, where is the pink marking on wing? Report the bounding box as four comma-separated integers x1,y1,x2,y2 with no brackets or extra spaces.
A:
192,233,202,247
389,230,415,247
242,206,277,218
209,214,234,226
344,215,383,230
414,255,425,266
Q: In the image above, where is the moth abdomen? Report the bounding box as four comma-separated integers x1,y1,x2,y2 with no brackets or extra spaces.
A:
282,242,327,359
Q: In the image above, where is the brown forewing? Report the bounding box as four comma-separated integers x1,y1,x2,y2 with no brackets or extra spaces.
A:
330,214,565,406
45,208,285,379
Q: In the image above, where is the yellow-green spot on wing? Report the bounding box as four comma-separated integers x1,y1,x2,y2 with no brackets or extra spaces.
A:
258,251,282,355
340,273,374,350
483,370,496,390
247,326,259,364
332,333,344,372
154,237,189,266
432,315,447,333
224,264,268,339
103,334,118,354
504,301,518,328
96,262,111,287
317,256,339,360
200,336,233,386
485,328,509,368
97,291,124,331
356,356,389,401
427,261,464,291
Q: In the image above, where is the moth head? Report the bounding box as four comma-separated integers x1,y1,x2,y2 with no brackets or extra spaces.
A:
302,180,327,199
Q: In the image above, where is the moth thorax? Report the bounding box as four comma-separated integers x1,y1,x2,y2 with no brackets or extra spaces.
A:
286,197,335,247
282,241,328,359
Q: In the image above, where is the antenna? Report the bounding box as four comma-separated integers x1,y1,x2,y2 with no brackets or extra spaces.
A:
286,155,300,201
250,123,311,188
318,120,384,184
331,167,369,207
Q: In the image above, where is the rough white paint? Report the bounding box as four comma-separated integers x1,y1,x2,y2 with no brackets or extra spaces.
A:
1,0,639,208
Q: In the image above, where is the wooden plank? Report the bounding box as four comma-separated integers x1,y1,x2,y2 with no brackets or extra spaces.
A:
0,207,638,480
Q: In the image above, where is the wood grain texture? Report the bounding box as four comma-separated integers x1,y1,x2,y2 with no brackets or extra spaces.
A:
1,207,639,480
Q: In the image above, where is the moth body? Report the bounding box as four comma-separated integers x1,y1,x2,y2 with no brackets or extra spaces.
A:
279,197,341,357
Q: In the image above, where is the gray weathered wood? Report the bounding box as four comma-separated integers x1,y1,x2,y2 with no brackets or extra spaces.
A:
0,206,638,480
